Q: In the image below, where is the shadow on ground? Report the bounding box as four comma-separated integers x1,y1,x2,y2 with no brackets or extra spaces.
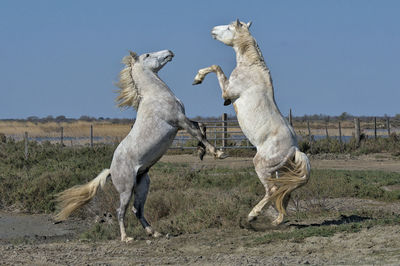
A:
289,214,371,229
239,214,371,232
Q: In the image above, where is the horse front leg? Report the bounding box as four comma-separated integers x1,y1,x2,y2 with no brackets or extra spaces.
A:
133,172,161,238
189,120,206,160
193,65,230,103
179,117,228,159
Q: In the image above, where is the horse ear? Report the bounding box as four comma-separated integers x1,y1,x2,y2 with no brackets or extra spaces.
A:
246,21,252,28
235,19,241,27
129,51,138,61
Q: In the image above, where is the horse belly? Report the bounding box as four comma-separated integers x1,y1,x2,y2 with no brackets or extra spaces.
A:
145,128,177,162
136,124,177,168
111,120,177,176
234,95,295,148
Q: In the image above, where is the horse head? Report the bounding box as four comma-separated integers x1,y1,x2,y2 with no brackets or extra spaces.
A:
116,50,174,109
211,19,252,46
133,50,174,73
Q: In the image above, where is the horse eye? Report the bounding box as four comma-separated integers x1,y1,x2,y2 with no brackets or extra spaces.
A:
146,54,150,58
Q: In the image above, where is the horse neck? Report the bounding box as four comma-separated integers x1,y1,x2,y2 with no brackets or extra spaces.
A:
234,34,262,64
234,36,275,95
133,66,171,97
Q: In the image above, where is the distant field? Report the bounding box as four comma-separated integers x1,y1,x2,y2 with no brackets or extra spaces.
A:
0,120,132,138
1,119,397,141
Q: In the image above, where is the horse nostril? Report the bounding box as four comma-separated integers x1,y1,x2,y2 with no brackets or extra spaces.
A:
168,50,174,57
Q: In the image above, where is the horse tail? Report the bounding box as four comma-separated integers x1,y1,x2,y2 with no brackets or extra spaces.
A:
267,148,310,215
54,169,111,221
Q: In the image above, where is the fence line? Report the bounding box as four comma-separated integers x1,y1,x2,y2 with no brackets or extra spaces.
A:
12,113,400,154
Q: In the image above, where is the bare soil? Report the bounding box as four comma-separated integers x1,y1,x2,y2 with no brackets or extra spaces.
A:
1,154,400,265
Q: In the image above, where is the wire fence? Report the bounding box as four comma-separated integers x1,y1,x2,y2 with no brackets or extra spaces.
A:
4,113,400,154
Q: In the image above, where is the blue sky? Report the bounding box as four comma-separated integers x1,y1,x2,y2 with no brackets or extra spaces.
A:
0,1,399,119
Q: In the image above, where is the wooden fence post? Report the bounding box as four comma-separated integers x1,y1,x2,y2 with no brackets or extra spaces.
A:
325,121,329,139
24,132,28,159
354,118,361,147
307,119,313,152
374,117,377,139
60,127,64,146
289,109,293,127
338,121,342,151
214,126,217,147
222,113,227,149
90,125,93,148
307,120,312,142
386,117,391,136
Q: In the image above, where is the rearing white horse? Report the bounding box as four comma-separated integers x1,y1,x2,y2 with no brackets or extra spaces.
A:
55,50,227,242
193,20,310,225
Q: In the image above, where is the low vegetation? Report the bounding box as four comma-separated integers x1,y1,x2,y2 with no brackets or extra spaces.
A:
0,140,399,242
298,133,400,156
0,140,113,212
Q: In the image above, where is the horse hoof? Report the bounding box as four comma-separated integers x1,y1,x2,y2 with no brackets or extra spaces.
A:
199,153,205,161
197,147,206,161
192,79,202,85
122,237,134,243
271,218,283,226
247,215,257,222
223,99,232,106
153,231,162,238
239,217,256,230
215,150,228,160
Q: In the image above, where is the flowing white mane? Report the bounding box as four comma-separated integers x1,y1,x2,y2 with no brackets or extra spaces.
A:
234,27,267,69
115,53,141,110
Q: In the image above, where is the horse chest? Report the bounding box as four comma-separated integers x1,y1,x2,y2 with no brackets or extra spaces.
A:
234,100,263,145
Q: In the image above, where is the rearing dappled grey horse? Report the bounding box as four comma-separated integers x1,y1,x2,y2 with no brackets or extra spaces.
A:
55,50,227,242
193,20,310,226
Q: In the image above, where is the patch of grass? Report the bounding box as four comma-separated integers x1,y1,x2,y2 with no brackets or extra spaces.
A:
0,140,113,212
1,141,399,241
293,169,400,205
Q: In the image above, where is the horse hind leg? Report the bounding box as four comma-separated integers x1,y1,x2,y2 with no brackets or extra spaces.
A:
113,169,136,242
117,189,134,242
132,172,161,238
251,148,299,225
247,171,274,222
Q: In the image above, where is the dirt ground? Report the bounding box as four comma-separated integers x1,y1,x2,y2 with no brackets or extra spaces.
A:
1,154,400,265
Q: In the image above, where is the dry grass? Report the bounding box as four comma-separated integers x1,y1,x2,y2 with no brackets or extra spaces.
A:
1,120,398,144
0,121,132,138
0,121,131,146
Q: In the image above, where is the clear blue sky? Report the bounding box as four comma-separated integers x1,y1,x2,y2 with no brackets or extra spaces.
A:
1,0,399,119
